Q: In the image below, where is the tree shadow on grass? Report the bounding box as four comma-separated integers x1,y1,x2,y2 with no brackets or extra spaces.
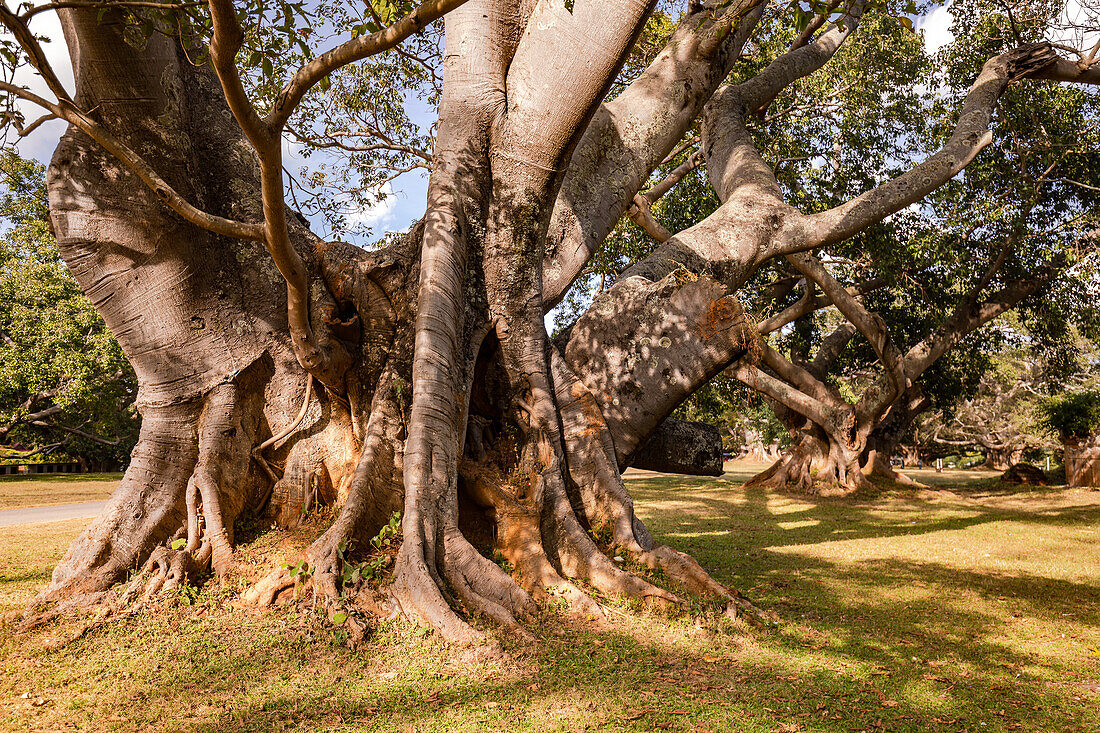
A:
629,474,1100,554
5,470,1100,733
169,560,1100,733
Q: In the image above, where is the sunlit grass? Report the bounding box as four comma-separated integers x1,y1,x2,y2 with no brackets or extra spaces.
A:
2,463,1099,732
0,473,121,510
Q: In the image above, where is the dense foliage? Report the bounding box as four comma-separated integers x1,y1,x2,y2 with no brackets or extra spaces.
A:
1042,389,1100,440
0,149,137,466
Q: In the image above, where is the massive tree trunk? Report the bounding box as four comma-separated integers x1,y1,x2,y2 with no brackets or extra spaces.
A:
24,0,1093,643
745,415,872,496
32,3,759,641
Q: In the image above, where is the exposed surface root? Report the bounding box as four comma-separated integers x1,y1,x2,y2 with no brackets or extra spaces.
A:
121,546,205,605
391,541,487,647
441,525,536,638
552,359,767,622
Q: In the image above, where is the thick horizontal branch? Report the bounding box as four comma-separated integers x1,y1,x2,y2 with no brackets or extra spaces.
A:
805,44,1066,249
727,359,839,430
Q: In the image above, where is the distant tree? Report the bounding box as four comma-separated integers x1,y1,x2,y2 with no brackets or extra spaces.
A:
720,1,1100,493
0,150,136,467
924,354,1056,469
1042,389,1100,442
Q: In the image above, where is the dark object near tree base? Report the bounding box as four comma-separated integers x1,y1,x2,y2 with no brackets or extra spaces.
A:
629,419,723,476
1001,463,1049,485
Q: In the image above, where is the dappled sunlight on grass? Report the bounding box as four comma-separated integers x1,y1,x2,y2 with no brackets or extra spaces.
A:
1,463,1098,731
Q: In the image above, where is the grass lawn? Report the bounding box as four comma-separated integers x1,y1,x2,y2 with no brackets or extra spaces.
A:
2,464,1099,732
0,473,121,510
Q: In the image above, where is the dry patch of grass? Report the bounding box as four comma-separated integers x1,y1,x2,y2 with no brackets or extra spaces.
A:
2,465,1099,732
0,473,121,510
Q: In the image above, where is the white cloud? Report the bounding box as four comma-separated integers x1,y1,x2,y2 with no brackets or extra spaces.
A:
9,10,73,163
917,2,954,55
346,182,398,231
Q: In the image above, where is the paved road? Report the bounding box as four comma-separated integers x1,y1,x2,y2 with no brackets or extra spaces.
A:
0,501,105,528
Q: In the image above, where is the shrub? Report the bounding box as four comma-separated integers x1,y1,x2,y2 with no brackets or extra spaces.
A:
1041,390,1100,441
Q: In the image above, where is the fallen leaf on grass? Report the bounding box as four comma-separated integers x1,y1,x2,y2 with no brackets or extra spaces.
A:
621,709,647,721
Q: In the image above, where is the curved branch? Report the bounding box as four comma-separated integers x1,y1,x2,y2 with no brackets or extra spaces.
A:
755,276,884,335
787,252,907,410
0,81,264,240
0,2,73,103
206,0,269,147
268,0,468,129
542,0,767,308
805,43,1065,249
624,150,703,243
726,360,841,430
703,0,865,200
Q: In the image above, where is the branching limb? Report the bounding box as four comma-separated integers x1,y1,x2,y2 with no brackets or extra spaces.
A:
268,0,469,129
786,252,908,416
755,276,884,335
542,0,768,307
626,150,702,242
804,44,1065,249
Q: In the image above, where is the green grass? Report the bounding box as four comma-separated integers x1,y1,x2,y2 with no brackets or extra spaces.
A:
2,464,1099,732
0,473,121,510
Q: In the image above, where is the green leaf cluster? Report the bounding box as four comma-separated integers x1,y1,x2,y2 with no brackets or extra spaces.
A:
0,149,137,465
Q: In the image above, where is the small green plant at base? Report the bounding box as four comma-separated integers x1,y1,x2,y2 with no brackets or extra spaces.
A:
177,583,200,606
336,538,362,587
371,511,401,551
332,512,401,590
283,559,315,598
491,550,514,575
